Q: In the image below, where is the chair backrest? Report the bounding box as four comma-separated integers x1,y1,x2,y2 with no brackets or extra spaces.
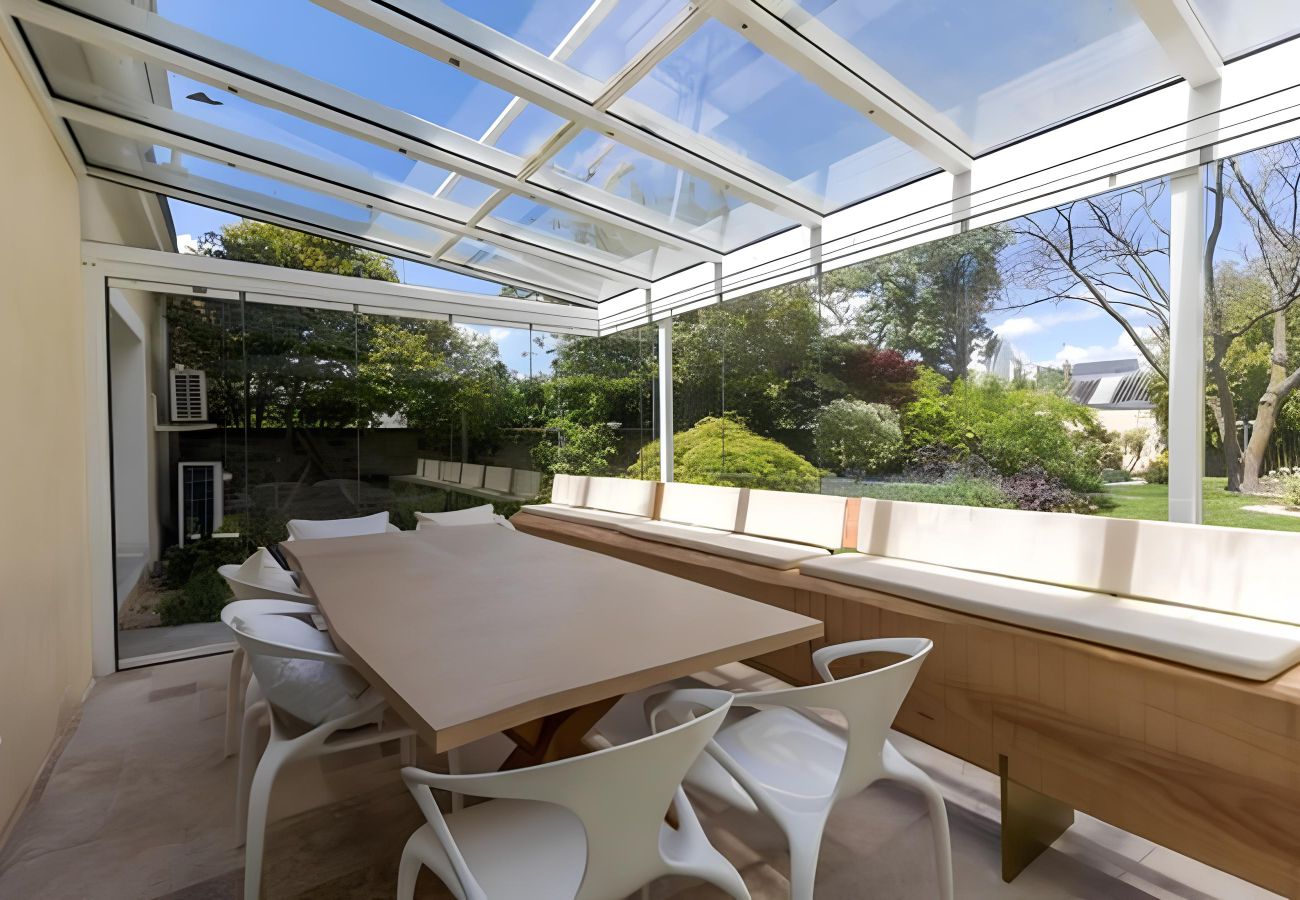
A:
460,463,486,489
415,504,495,528
583,476,657,517
736,638,931,803
403,691,734,900
220,547,306,601
285,511,395,541
228,612,375,728
483,466,512,493
740,489,847,548
657,481,741,531
440,461,463,484
511,469,542,498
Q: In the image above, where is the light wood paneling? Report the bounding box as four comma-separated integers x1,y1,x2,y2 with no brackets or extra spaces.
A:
513,510,1300,898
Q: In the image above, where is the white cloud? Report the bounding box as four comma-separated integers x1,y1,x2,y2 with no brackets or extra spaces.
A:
488,327,511,343
992,305,1102,340
1046,326,1155,367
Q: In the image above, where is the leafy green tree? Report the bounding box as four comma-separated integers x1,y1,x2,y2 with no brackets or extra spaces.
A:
195,221,398,280
814,400,904,476
531,416,620,476
903,370,1105,492
631,416,823,492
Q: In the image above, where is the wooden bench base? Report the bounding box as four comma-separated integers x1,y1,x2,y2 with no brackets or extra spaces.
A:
513,509,1300,897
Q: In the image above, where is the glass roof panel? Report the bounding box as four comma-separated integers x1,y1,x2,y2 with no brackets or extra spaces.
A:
1190,0,1300,60
442,238,622,302
485,193,698,279
787,0,1178,153
152,0,566,146
441,0,595,55
616,18,935,210
536,129,795,250
562,0,688,83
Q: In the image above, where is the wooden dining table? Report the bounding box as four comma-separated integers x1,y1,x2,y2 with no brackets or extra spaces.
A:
280,525,822,767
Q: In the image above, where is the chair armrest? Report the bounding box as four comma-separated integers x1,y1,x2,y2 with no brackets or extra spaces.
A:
812,638,932,683
401,774,488,900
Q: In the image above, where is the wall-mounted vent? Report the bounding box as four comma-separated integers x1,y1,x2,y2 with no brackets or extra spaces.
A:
169,367,208,422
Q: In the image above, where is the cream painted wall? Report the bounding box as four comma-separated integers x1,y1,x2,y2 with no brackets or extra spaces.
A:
0,44,94,839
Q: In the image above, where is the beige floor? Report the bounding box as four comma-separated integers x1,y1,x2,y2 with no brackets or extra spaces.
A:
0,654,1280,900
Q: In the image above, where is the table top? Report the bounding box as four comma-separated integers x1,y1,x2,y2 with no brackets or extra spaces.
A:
280,525,822,751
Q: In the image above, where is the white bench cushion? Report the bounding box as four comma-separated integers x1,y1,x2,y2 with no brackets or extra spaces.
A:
286,512,393,541
550,473,590,507
619,520,830,570
521,503,646,529
855,499,1300,626
440,461,462,483
584,476,658,517
741,489,846,549
483,466,513,494
512,469,542,498
800,553,1300,681
658,482,741,531
460,463,486,489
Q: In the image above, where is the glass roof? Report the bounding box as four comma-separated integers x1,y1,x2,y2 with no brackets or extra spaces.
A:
618,18,937,210
785,0,1178,154
13,0,1300,309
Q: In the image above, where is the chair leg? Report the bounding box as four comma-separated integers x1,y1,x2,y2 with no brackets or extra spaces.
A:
447,747,463,813
785,831,823,900
236,701,268,844
243,738,293,900
396,847,422,900
883,744,954,900
224,647,246,758
399,734,418,767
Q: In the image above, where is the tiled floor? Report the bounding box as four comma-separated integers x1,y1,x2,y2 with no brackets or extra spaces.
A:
0,655,1280,900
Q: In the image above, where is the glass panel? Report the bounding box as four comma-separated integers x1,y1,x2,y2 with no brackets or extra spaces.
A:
1191,0,1300,59
485,194,698,278
1202,139,1300,531
441,237,625,301
536,129,796,250
618,18,936,210
151,0,565,146
563,0,687,83
787,0,1177,153
441,0,595,55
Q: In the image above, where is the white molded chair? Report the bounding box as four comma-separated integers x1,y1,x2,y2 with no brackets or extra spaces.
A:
397,690,750,900
218,547,309,602
650,638,952,900
218,595,318,758
229,611,415,900
284,511,401,541
415,503,515,531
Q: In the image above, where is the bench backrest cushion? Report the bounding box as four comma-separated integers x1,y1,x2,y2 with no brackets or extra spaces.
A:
657,481,741,531
551,473,590,507
741,489,847,549
460,463,486,489
856,499,1300,625
583,476,657,518
440,461,462,484
484,466,513,493
512,469,542,498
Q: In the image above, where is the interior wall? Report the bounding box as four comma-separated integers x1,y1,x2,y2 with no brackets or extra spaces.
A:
0,43,93,838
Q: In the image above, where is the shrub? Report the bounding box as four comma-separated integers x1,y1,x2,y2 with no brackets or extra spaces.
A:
1143,451,1169,484
1000,466,1093,513
531,415,619,476
155,567,231,626
848,476,1013,509
902,370,1105,492
814,399,903,476
632,416,823,492
1283,474,1300,509
1100,468,1130,483
159,536,248,590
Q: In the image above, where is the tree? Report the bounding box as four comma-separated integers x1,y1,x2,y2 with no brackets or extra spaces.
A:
814,400,904,476
631,416,823,492
1119,427,1150,473
821,228,1012,379
819,344,918,407
195,221,398,280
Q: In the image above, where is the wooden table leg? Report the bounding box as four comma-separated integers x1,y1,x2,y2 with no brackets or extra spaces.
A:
500,696,620,770
1000,754,1075,882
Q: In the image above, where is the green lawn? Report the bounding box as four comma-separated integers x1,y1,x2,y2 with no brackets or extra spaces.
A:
1100,477,1300,532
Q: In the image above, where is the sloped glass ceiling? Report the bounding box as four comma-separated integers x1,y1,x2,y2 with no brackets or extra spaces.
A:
15,0,1300,308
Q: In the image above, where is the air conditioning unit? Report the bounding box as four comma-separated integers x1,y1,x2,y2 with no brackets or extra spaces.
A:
178,461,223,545
169,367,208,422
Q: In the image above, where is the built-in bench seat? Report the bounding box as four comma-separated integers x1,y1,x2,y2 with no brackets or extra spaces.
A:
800,553,1300,681
392,459,543,503
618,519,829,569
522,474,656,530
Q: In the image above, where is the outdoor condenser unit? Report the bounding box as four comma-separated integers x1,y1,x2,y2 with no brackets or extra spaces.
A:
169,366,208,422
177,461,223,546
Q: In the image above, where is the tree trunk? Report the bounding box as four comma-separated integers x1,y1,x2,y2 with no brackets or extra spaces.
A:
1208,339,1243,491
1240,312,1300,493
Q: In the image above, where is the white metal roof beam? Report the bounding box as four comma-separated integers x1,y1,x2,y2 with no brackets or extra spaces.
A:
11,0,720,258
82,166,602,308
1132,0,1223,87
52,97,655,292
316,0,823,225
711,0,973,171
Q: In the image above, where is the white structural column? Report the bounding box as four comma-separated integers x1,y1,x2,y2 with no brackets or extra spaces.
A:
658,318,674,482
1167,166,1207,523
